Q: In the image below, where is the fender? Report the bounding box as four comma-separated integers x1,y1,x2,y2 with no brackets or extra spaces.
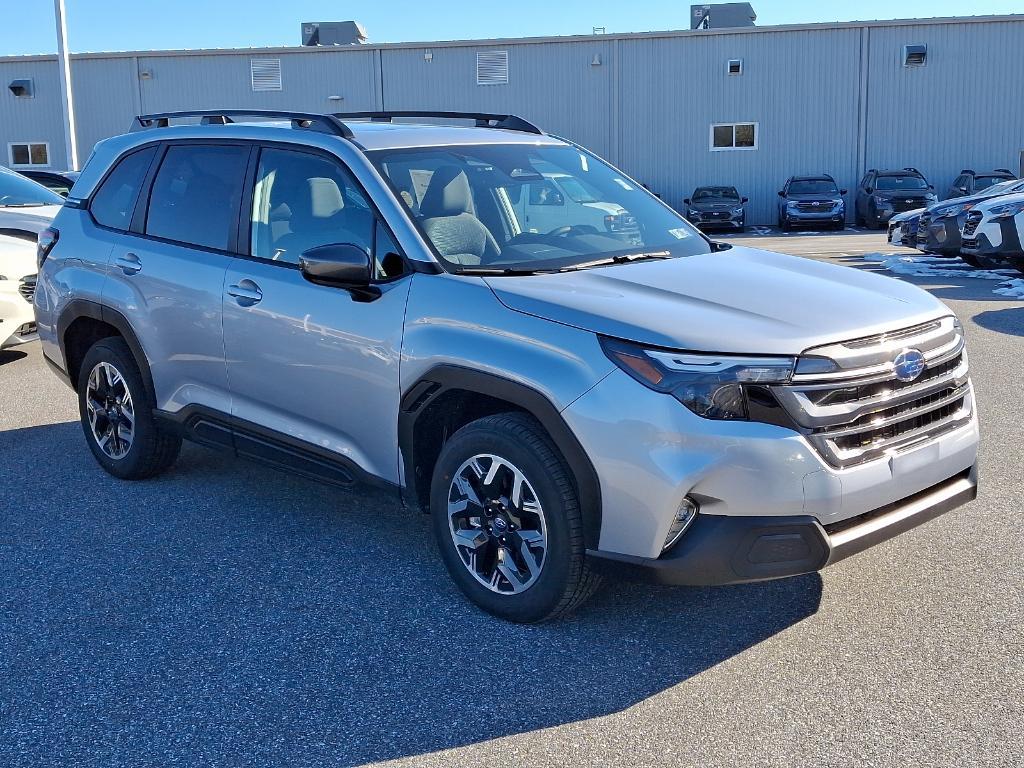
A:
56,298,155,399
399,364,603,549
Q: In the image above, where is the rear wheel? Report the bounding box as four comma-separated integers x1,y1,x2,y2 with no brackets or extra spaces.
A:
77,337,181,480
430,413,600,623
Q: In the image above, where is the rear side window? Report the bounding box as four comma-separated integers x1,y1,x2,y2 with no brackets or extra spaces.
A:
145,144,249,251
90,146,157,231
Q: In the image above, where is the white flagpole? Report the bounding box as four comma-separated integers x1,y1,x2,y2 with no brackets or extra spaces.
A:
54,0,79,170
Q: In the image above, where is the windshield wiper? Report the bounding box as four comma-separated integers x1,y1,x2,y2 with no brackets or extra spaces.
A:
0,203,46,208
556,250,674,271
457,266,565,276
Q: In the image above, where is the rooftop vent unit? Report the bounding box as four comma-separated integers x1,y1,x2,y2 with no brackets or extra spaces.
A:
903,44,927,67
301,21,368,47
691,3,756,30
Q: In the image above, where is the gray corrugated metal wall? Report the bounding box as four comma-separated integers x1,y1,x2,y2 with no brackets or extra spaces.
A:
1,17,1022,224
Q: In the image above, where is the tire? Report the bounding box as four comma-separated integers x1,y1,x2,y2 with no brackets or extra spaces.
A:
959,253,982,268
77,337,181,480
430,412,601,623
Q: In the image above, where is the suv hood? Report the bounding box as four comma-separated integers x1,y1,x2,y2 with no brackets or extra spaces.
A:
0,204,61,237
484,246,947,355
0,235,38,279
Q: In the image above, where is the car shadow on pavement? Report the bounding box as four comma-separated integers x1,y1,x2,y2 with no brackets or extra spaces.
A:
0,349,28,366
0,422,822,767
971,306,1024,337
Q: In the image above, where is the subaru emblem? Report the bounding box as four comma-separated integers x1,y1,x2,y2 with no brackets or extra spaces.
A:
893,349,926,382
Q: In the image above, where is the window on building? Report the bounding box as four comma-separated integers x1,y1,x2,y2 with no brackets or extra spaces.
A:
145,144,250,251
9,142,50,167
90,145,158,231
710,123,758,151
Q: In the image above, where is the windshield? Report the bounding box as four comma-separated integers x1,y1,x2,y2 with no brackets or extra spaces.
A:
875,174,928,191
974,175,1011,191
368,143,709,273
693,186,739,202
0,167,64,207
787,179,838,195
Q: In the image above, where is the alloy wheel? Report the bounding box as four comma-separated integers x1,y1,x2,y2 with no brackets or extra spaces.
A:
85,361,136,460
447,453,548,595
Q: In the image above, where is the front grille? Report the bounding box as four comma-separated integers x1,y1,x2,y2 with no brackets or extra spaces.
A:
962,238,978,250
18,276,36,303
772,317,972,468
963,212,982,237
795,201,832,212
892,198,924,213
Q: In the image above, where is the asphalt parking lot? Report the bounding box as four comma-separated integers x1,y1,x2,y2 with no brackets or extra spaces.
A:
1,230,1021,767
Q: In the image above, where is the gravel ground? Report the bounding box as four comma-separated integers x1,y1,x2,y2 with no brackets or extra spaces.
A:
0,231,1021,767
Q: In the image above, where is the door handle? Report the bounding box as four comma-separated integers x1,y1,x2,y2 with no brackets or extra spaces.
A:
116,252,142,275
226,279,263,306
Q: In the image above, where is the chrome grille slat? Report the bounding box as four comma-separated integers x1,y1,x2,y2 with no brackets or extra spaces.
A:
774,316,972,468
18,276,36,304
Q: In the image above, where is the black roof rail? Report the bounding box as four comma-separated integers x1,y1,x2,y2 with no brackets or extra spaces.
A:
993,168,1014,175
902,167,922,174
331,111,544,135
959,168,974,175
129,110,354,139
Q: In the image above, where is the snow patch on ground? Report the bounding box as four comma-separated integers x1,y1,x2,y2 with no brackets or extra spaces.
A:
994,279,1024,299
864,253,1017,281
865,252,1024,300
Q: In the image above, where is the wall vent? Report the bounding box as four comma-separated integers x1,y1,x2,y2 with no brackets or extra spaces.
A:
251,58,283,91
8,79,33,98
903,44,927,67
727,58,744,75
476,51,509,85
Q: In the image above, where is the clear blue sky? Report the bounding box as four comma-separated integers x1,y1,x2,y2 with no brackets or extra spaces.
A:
2,0,1020,55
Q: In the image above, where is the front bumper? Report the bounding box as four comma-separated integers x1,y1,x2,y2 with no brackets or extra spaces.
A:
962,219,1024,258
784,209,844,226
688,213,744,230
588,464,977,585
0,285,38,349
917,217,962,255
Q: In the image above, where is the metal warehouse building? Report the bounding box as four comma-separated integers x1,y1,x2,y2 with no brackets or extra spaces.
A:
1,13,1022,225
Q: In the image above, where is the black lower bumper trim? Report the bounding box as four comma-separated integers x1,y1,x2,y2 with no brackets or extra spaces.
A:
588,464,978,587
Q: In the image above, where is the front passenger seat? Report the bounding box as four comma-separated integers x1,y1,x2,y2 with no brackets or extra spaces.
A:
419,166,501,265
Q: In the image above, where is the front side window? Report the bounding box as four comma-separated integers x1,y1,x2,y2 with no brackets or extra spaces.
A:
249,147,373,265
710,123,757,151
370,143,709,273
145,144,249,251
90,146,157,231
973,175,1008,192
874,174,928,191
0,166,63,208
787,179,839,195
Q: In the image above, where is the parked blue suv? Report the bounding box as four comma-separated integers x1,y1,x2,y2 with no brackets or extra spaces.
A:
777,175,847,231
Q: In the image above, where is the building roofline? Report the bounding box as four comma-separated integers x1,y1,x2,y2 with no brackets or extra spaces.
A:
0,13,1022,64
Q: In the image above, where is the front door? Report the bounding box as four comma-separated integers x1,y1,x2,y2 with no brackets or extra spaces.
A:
222,145,412,484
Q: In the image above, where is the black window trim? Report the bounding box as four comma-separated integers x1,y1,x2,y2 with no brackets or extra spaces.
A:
130,138,255,257
235,140,412,284
85,142,162,235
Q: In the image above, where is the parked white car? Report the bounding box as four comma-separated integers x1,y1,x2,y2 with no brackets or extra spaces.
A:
0,165,63,239
0,234,38,349
887,207,926,247
960,191,1024,271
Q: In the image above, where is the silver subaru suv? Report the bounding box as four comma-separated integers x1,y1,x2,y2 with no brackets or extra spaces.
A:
35,110,979,622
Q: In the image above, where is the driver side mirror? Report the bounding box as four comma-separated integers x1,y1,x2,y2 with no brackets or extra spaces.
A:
840,189,848,195
777,190,785,197
300,243,380,301
683,198,691,205
741,197,749,203
865,187,873,194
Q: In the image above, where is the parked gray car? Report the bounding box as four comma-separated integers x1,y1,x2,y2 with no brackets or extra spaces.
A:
684,185,747,231
35,110,979,622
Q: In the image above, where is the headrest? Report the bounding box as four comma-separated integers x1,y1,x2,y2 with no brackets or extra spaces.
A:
307,177,344,219
420,166,473,217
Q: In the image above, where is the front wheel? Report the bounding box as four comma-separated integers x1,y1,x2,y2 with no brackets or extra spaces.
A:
77,337,181,480
430,413,600,623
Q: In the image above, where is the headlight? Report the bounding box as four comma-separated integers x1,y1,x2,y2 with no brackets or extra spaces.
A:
834,199,844,209
688,210,700,218
786,201,800,209
926,193,938,202
936,203,971,218
601,337,795,420
732,207,744,216
876,197,894,209
989,201,1024,220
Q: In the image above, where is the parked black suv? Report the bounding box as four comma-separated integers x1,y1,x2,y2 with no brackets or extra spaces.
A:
684,186,747,231
945,168,1016,200
855,168,937,229
777,175,847,231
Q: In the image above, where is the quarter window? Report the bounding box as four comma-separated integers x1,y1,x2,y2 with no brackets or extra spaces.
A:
9,142,49,167
710,123,758,151
145,144,249,251
249,147,374,265
90,146,157,231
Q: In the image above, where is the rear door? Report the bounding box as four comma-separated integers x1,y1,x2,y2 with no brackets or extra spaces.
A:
222,144,412,485
103,140,251,418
